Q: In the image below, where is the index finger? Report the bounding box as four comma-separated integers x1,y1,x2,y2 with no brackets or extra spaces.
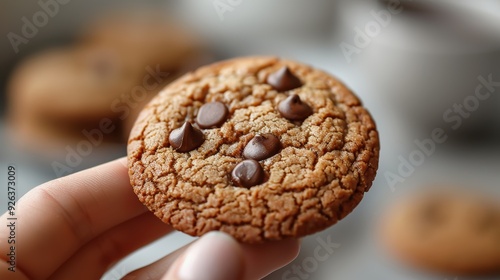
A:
0,157,148,279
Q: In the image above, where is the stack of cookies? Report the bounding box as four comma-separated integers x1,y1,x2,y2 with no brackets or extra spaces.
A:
6,9,208,157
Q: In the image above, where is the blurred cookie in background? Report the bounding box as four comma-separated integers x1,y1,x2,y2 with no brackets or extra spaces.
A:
116,78,171,142
8,47,135,122
78,9,208,81
379,187,500,276
78,9,211,140
6,9,211,157
6,47,131,156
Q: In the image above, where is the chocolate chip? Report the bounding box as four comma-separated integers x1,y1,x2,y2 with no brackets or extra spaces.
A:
243,133,281,161
231,159,265,188
278,94,313,121
169,122,204,152
267,66,302,91
196,101,229,129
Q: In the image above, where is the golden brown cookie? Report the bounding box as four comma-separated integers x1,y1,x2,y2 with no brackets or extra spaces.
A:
380,189,500,275
127,56,380,243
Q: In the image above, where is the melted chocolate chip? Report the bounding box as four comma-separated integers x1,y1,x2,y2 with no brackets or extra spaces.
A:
267,66,302,91
243,133,281,161
196,101,229,129
231,160,265,188
168,122,204,152
278,94,313,121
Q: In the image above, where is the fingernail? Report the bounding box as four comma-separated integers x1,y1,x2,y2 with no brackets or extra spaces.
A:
176,231,244,280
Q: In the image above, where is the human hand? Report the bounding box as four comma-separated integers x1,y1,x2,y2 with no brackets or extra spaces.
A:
0,157,300,280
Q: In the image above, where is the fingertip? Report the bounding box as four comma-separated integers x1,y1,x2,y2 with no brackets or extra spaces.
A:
163,231,244,280
162,233,302,280
241,238,302,280
117,156,128,168
283,238,302,261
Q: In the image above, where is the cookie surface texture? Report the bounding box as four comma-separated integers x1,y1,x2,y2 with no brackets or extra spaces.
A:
128,56,380,243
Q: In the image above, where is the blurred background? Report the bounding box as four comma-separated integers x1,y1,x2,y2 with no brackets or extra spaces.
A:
1,0,500,279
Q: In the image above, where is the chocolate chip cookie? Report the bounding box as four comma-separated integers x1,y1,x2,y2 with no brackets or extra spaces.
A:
127,56,380,243
380,189,500,275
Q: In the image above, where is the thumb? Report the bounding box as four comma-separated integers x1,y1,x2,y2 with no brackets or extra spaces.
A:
163,231,244,280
